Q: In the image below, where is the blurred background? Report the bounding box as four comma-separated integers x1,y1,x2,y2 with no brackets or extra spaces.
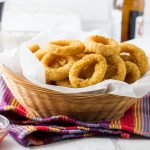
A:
0,0,150,50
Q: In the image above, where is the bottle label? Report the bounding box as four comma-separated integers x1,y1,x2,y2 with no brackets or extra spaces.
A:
135,16,144,38
128,11,144,40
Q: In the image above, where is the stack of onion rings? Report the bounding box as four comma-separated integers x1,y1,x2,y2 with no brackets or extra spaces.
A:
28,35,148,87
120,43,148,76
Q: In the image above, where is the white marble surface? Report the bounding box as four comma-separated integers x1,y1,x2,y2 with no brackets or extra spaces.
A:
1,135,150,150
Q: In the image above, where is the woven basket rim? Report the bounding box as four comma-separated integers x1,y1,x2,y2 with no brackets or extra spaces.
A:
0,65,139,99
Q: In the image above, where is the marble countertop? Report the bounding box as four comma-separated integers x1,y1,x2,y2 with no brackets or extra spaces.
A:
1,135,150,150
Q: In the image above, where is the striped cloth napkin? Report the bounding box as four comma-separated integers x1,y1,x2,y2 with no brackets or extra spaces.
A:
0,75,150,147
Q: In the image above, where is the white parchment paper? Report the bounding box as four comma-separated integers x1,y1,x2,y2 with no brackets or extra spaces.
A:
0,29,150,98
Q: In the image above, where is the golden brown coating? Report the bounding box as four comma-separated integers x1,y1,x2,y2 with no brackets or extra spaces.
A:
46,40,85,56
69,54,107,88
34,49,48,60
56,79,72,88
120,54,134,62
41,54,58,66
120,43,148,76
84,35,120,56
28,44,40,53
104,65,117,80
124,61,140,84
41,53,75,82
50,58,67,69
104,55,126,81
76,53,87,60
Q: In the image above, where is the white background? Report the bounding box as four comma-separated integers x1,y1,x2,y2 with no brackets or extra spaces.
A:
2,0,150,36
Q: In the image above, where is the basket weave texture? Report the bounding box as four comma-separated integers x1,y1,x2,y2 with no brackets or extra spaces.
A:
0,66,138,122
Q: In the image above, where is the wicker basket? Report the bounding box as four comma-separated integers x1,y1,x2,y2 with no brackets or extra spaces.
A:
0,65,138,122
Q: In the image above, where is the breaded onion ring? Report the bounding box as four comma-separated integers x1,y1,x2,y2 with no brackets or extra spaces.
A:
41,54,68,68
76,52,94,60
41,53,57,67
34,49,48,60
50,58,67,69
69,54,107,88
84,35,120,56
28,44,40,53
56,79,72,88
76,53,87,59
120,54,134,62
46,40,85,56
120,43,148,76
104,65,117,80
124,61,140,84
104,55,126,81
41,53,75,82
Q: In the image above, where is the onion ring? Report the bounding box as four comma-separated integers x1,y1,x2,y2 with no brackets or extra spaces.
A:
56,79,72,88
41,53,57,67
69,54,107,88
41,54,68,68
84,35,120,56
28,44,40,53
120,43,148,76
120,54,134,62
76,53,87,59
34,49,48,60
76,52,94,60
46,40,85,56
124,61,140,84
104,65,117,80
41,53,75,82
104,55,126,81
50,58,67,69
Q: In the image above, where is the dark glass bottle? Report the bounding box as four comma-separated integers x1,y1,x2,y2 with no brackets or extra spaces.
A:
121,0,145,41
0,0,5,30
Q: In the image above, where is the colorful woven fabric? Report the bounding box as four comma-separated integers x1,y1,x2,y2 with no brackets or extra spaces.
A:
0,76,150,147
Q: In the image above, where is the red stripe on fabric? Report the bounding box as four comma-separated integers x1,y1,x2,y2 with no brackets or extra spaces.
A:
65,126,78,130
36,126,49,131
17,104,27,112
14,108,27,116
120,105,135,132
